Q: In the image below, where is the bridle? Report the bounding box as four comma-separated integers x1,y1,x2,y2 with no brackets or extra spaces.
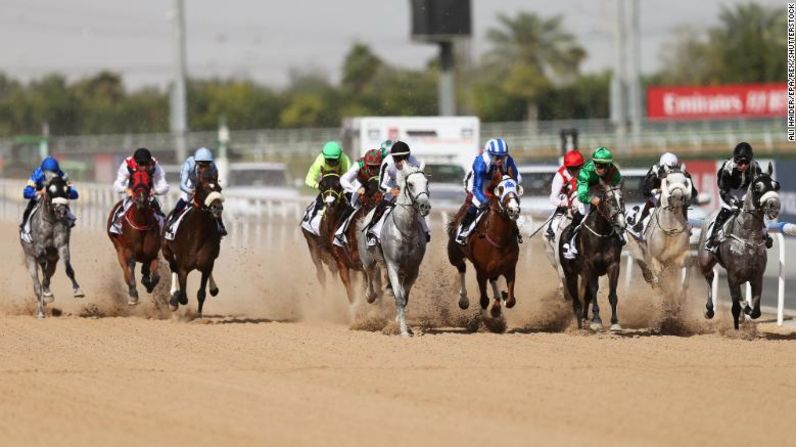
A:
400,170,429,210
585,185,624,238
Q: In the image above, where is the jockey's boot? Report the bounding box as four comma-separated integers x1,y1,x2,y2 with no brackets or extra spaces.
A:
705,207,733,253
309,194,324,220
217,217,228,237
545,208,565,241
562,212,584,260
20,198,36,231
632,202,651,234
366,199,389,232
514,221,523,244
456,205,478,245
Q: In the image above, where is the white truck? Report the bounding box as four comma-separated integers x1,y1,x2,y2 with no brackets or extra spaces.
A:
341,116,480,205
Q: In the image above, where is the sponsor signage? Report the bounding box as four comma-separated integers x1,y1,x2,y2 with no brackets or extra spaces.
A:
647,83,787,120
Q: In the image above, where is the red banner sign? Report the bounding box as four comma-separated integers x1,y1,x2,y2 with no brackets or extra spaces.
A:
647,83,787,120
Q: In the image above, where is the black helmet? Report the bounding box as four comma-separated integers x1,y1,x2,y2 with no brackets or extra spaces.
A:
390,141,411,160
133,147,153,165
733,142,753,163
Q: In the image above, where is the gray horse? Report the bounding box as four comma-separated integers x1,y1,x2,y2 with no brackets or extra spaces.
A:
20,175,84,319
358,165,430,337
698,163,780,329
626,169,692,309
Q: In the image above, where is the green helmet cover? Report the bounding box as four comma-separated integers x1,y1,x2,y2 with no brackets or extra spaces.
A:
592,146,613,163
322,141,343,159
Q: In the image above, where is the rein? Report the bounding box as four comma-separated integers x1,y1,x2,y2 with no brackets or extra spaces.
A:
649,207,688,236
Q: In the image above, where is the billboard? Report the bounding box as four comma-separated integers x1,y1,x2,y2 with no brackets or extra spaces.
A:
647,83,787,120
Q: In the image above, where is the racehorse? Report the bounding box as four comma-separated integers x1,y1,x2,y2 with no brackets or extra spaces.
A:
162,165,224,317
698,163,780,330
544,205,572,298
358,165,430,337
560,183,626,330
448,173,521,319
20,175,84,318
107,170,161,305
330,177,383,303
626,168,693,310
301,172,345,287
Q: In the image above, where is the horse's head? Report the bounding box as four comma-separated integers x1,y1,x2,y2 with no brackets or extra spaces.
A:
129,170,152,210
660,168,692,210
747,162,780,220
194,167,224,218
360,176,383,208
318,172,343,207
44,175,70,221
492,175,521,220
598,183,626,231
398,165,430,217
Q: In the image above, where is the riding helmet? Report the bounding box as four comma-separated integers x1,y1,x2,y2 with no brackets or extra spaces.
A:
484,138,509,157
322,141,343,160
659,152,679,168
133,147,153,165
390,141,411,158
592,146,613,164
363,149,383,167
563,150,584,168
733,142,753,163
40,156,60,173
194,147,214,162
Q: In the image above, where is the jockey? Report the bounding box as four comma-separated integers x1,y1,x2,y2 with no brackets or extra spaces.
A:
545,149,584,240
335,147,386,245
562,146,623,260
166,147,227,237
456,138,521,245
365,140,429,243
304,141,351,221
705,142,769,253
20,156,79,234
630,152,698,233
110,147,169,234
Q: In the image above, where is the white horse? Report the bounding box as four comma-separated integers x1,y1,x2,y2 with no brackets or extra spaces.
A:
626,169,692,309
544,204,573,298
358,164,431,337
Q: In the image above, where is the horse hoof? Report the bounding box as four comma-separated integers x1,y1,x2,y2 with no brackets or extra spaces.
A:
43,294,55,304
490,304,502,319
36,312,45,320
750,309,761,319
705,309,715,319
210,287,219,297
480,296,489,310
590,321,603,331
73,288,85,298
168,303,178,312
505,297,516,309
610,323,623,332
458,296,469,310
743,306,752,316
43,289,53,298
178,294,188,305
128,296,139,306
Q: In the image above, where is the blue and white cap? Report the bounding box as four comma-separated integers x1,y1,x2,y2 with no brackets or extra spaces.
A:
485,138,509,156
194,147,214,162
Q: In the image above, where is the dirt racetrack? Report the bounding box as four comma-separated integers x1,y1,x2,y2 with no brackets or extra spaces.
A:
1,221,794,446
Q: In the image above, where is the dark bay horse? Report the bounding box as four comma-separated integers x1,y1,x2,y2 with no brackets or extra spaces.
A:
21,175,84,319
302,172,346,287
447,173,521,319
698,163,780,329
331,177,383,303
162,166,224,317
560,183,626,331
107,170,161,305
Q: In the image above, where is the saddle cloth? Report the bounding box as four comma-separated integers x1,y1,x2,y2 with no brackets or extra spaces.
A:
300,202,324,236
454,209,487,242
333,205,360,248
164,206,192,241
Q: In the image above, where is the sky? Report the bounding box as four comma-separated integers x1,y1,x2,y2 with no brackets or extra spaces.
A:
0,0,785,90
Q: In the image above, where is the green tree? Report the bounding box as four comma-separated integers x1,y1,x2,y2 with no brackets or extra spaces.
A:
342,42,383,94
484,12,586,120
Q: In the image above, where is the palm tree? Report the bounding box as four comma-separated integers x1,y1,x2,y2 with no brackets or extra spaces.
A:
485,12,586,122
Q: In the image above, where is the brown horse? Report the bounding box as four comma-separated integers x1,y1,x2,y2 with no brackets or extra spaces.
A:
107,170,161,305
447,172,521,319
302,172,346,287
162,165,224,317
331,177,383,303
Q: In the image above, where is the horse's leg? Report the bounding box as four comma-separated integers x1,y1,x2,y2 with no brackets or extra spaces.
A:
26,255,45,319
749,274,763,320
337,261,356,304
115,248,137,302
505,267,517,309
177,268,189,306
197,270,209,318
41,258,56,303
701,257,717,319
208,273,219,296
447,238,469,309
476,270,490,311
608,262,621,331
305,234,327,287
588,276,602,331
168,259,180,311
145,257,160,294
127,257,139,305
564,273,582,328
386,263,412,337
727,277,742,330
